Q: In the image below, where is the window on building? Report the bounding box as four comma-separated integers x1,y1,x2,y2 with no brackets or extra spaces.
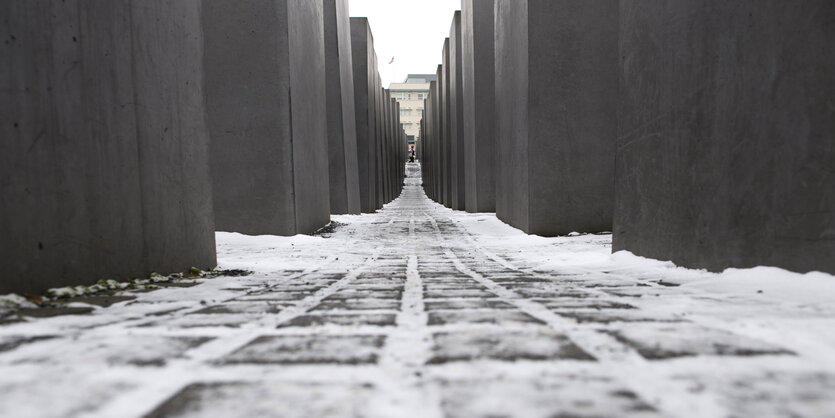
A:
417,109,423,116
418,93,425,100
397,93,405,100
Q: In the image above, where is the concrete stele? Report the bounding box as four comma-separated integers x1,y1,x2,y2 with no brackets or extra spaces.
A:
494,0,617,235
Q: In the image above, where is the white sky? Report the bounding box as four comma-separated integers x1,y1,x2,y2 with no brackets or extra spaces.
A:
349,0,462,88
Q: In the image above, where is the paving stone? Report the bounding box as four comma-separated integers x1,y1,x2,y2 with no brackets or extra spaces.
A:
424,289,497,299
429,329,595,363
139,315,253,329
343,284,405,292
267,285,329,293
422,278,480,286
352,278,407,285
420,272,472,279
279,313,397,328
222,335,385,365
6,335,211,366
670,371,835,417
234,292,315,302
602,288,674,298
311,299,401,311
510,287,594,299
440,377,659,418
557,310,683,324
534,299,637,310
146,381,374,418
325,290,402,300
424,283,485,291
424,299,516,311
608,323,794,359
427,310,545,326
191,302,290,315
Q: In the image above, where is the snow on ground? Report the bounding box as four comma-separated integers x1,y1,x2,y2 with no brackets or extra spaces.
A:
453,209,835,307
0,162,833,418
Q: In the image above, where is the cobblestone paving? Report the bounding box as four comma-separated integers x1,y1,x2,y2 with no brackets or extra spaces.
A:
1,164,834,417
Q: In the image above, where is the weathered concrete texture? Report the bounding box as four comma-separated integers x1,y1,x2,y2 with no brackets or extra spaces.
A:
494,0,617,235
614,1,835,274
133,1,217,277
323,0,361,215
350,18,378,212
391,98,400,200
349,18,404,213
373,84,384,209
462,0,496,213
0,0,215,295
438,74,444,203
424,80,433,198
205,0,329,235
383,89,392,204
441,41,452,207
377,84,387,208
449,12,466,210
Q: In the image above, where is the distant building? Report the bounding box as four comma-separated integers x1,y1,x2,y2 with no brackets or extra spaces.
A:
390,74,435,145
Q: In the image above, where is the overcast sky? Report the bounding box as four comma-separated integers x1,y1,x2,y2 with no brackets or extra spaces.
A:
349,0,462,88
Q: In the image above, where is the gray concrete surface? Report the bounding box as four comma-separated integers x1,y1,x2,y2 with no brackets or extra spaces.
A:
494,0,617,236
323,0,361,215
614,0,835,274
449,12,466,211
0,1,215,295
441,41,452,207
350,18,379,212
205,0,330,235
132,1,217,277
374,83,384,210
462,0,496,213
432,75,442,202
383,90,392,204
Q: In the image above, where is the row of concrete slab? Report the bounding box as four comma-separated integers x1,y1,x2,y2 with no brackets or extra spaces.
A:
418,0,834,275
0,0,407,294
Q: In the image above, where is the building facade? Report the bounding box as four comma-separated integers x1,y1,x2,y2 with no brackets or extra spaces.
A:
389,74,435,147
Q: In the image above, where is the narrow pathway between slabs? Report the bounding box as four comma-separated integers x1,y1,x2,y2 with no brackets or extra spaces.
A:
0,163,834,417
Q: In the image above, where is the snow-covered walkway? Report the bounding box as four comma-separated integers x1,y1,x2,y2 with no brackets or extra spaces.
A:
1,163,834,417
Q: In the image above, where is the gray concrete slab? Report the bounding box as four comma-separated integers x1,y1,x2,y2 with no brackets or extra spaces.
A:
205,0,329,235
494,0,617,235
433,72,442,203
0,1,215,294
323,0,361,215
374,84,382,209
449,12,466,210
441,41,452,207
383,90,392,204
462,0,496,213
132,1,217,275
350,18,379,213
614,0,835,274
